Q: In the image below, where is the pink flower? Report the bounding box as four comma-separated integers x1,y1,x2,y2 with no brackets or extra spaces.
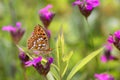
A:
25,56,42,67
100,44,117,63
39,5,53,20
107,35,114,44
34,57,54,76
86,0,100,10
19,50,29,65
114,30,120,39
107,30,120,50
94,73,114,80
72,0,100,18
2,22,25,44
101,55,115,63
38,4,55,28
47,57,54,64
2,22,22,32
2,25,16,32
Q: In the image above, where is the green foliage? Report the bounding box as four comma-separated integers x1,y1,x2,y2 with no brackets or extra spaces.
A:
51,32,73,80
50,32,103,80
66,48,103,80
1,0,120,80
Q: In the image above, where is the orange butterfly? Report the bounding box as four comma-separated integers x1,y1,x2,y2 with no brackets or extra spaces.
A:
27,24,51,54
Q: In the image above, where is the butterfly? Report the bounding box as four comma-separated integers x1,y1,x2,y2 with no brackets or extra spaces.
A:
27,24,51,55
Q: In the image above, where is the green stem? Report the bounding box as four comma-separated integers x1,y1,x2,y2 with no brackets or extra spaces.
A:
85,18,94,50
42,75,48,80
23,67,27,80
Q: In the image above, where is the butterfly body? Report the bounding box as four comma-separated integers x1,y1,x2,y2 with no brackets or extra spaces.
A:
27,24,51,54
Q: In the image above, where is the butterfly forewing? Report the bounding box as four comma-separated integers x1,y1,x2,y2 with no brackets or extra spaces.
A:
27,24,50,52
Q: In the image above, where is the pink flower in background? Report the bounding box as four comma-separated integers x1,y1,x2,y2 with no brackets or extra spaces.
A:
101,44,117,63
2,25,16,32
114,30,120,39
38,4,55,28
2,22,25,44
107,35,114,44
94,73,114,80
2,22,22,32
39,5,53,20
73,0,100,18
25,56,42,67
107,30,120,50
101,55,116,63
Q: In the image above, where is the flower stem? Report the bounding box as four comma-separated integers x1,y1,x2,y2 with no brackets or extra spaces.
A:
85,18,94,50
42,75,48,80
21,64,28,80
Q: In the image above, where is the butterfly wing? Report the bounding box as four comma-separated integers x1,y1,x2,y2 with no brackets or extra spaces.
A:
27,24,49,51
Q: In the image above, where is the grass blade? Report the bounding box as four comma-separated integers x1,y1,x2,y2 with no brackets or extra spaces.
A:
66,48,103,80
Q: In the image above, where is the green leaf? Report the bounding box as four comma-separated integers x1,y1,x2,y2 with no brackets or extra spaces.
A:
61,51,73,77
66,48,103,80
63,51,73,62
50,67,60,80
61,61,68,77
61,32,64,55
56,35,60,67
47,72,55,80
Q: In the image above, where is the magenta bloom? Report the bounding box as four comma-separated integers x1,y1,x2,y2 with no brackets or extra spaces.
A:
47,57,54,64
108,30,120,50
34,57,53,76
2,22,25,44
114,30,120,39
19,50,29,67
101,55,116,63
94,73,114,80
73,0,100,18
38,4,55,28
25,56,42,67
101,44,116,63
107,35,114,44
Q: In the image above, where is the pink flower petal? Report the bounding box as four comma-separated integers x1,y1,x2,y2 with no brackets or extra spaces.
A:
104,44,112,51
16,22,21,28
101,55,107,63
2,26,16,32
114,30,120,39
72,0,82,6
38,4,53,14
25,56,42,67
107,35,114,44
94,73,114,80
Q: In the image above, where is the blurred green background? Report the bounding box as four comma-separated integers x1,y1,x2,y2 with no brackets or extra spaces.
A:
0,0,120,80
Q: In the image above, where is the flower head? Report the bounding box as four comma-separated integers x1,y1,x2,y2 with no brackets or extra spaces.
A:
73,0,100,18
47,57,54,64
107,35,114,44
33,57,53,76
108,30,120,50
101,44,117,63
19,51,29,63
25,56,42,67
2,22,25,44
94,73,114,80
38,4,55,28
